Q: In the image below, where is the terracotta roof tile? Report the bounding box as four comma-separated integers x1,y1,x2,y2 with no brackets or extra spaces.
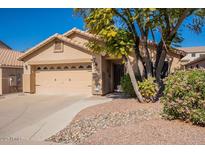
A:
0,40,12,49
64,28,185,57
0,48,23,67
63,27,100,40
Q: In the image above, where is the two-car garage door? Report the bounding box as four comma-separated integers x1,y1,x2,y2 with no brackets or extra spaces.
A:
35,64,92,95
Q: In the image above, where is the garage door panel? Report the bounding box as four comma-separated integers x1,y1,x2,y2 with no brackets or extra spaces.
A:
35,68,92,95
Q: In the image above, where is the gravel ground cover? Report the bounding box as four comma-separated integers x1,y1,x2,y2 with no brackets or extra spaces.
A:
47,99,205,144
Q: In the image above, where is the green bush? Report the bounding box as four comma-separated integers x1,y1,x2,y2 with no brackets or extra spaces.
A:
120,74,136,97
190,109,205,126
161,69,205,126
138,77,158,102
120,74,158,101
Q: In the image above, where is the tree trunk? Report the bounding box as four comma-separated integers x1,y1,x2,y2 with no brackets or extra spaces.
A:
156,49,167,83
155,41,163,73
124,56,144,103
136,57,145,81
141,38,152,78
144,51,152,78
134,48,145,81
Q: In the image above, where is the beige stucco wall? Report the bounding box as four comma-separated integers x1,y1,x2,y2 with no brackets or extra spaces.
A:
0,67,23,94
22,64,35,93
92,54,103,95
0,68,2,95
101,57,112,94
169,57,181,73
23,40,91,64
22,38,93,94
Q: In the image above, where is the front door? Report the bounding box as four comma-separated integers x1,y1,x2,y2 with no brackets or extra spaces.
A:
113,64,124,90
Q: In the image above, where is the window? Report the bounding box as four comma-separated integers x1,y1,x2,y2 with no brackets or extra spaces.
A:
64,66,69,69
57,66,61,70
54,40,63,52
37,67,41,70
43,67,48,70
9,75,17,87
191,53,196,57
87,65,92,69
79,65,84,69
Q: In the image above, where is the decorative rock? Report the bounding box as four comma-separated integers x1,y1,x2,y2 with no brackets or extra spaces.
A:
46,108,159,144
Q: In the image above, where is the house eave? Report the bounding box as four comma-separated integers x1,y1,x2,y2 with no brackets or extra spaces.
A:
27,58,92,65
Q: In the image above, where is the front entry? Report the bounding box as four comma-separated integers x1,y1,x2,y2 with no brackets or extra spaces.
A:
113,64,124,90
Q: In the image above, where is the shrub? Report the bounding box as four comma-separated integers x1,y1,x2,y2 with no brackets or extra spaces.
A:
138,77,158,102
161,69,205,126
120,74,136,97
190,109,205,126
120,74,158,101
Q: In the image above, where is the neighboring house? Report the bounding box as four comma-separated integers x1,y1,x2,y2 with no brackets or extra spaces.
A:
179,46,205,65
0,47,23,95
18,28,185,96
184,55,205,69
0,40,12,49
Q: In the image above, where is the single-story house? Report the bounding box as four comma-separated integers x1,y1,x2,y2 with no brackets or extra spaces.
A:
0,45,23,95
18,28,185,96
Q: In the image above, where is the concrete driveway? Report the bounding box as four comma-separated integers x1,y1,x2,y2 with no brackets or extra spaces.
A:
0,93,112,144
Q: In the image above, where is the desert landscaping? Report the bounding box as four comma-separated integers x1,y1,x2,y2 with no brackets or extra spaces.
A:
47,98,205,144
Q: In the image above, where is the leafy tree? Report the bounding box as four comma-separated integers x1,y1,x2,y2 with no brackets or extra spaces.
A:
75,8,205,102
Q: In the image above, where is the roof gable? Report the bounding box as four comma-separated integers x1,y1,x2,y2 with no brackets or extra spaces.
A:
63,27,99,40
18,33,91,61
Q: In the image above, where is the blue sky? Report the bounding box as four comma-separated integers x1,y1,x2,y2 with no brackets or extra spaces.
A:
0,8,204,51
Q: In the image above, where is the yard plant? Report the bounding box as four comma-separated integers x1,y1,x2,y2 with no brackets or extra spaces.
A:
138,77,158,102
120,74,136,97
121,74,158,102
75,8,205,102
161,69,205,126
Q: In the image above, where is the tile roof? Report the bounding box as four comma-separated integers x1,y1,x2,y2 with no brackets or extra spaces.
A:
0,40,12,49
0,48,23,67
64,28,186,57
63,27,100,40
177,46,205,53
19,28,186,60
